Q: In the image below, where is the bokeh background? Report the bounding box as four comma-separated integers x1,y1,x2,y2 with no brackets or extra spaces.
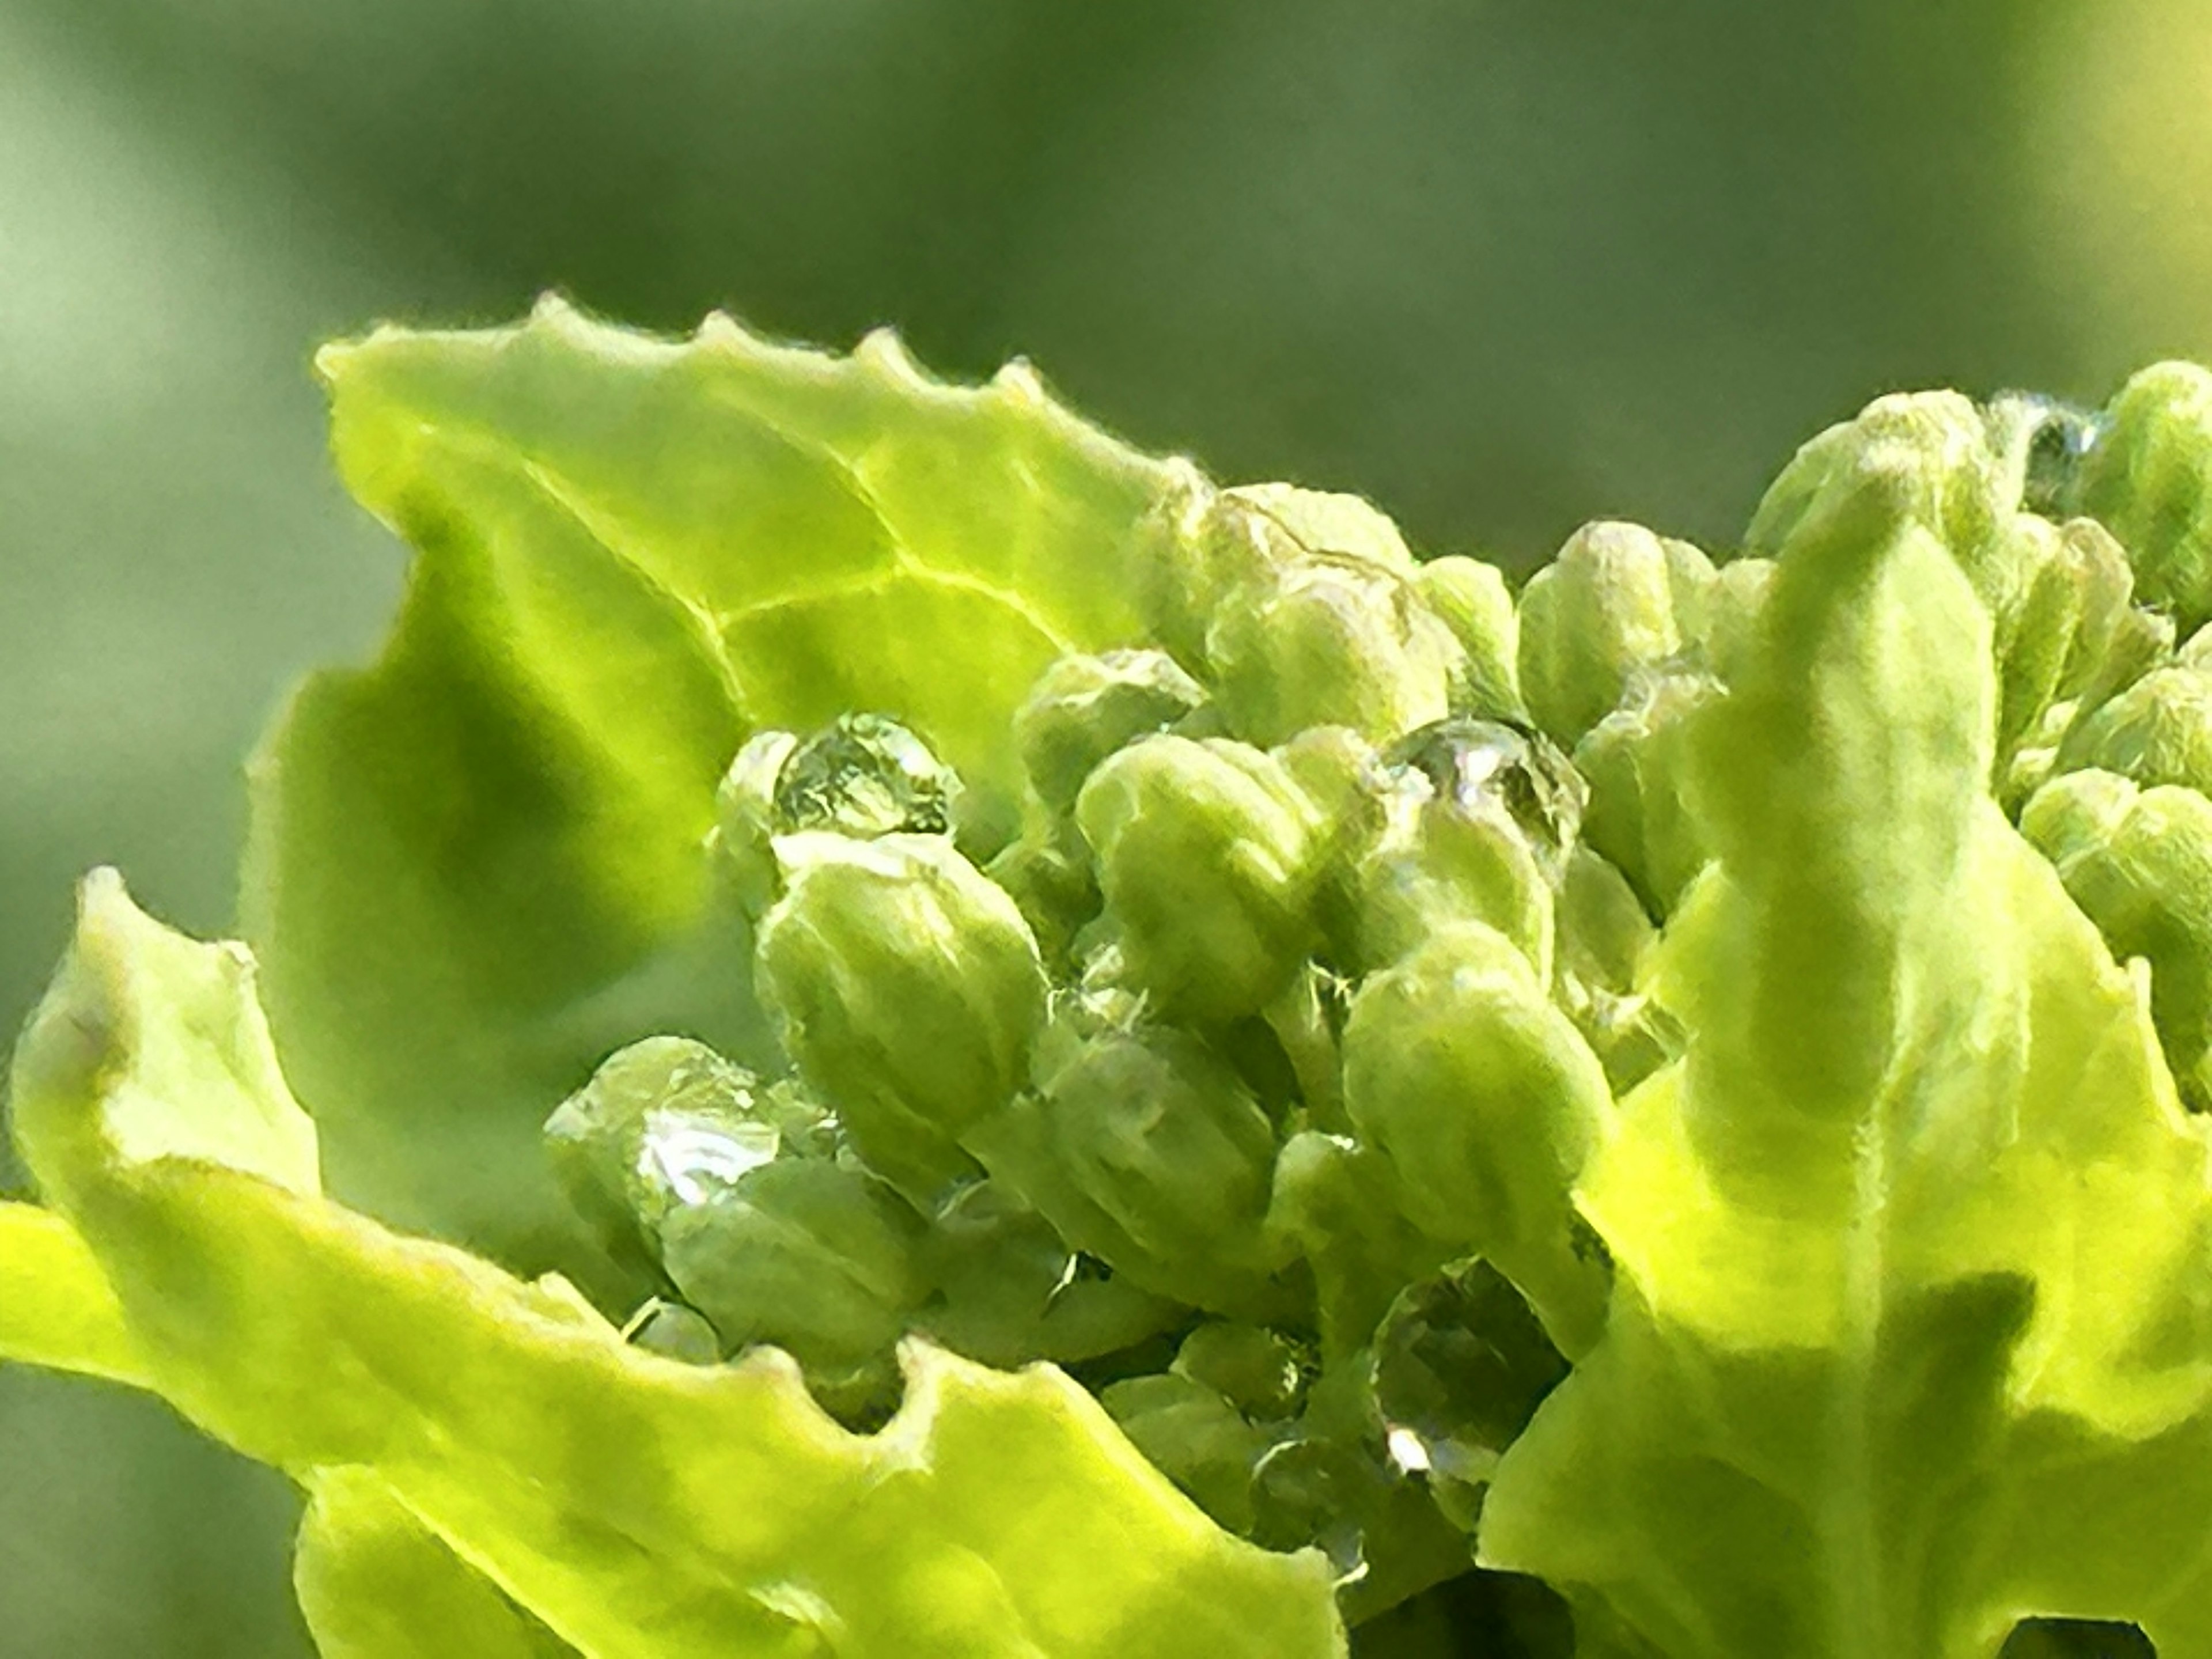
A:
2,1,2208,1651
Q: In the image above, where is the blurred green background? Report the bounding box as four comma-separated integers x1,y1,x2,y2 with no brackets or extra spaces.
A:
1,1,2207,1652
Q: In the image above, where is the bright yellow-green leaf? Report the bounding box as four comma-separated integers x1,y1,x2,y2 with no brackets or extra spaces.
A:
0,1201,143,1388
243,300,1178,1271
295,1469,575,1659
1479,438,2212,1657
9,872,1347,1659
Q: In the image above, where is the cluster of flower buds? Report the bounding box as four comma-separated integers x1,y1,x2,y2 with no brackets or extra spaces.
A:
541,356,2212,1616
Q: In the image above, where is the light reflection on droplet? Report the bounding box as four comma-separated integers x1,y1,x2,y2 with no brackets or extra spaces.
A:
1385,1426,1432,1474
637,1110,780,1206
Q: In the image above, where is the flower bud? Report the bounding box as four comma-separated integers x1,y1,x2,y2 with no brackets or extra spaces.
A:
963,1023,1287,1317
1076,735,1323,1021
1175,1321,1314,1423
911,1179,1180,1368
753,832,1046,1201
1014,649,1207,811
1206,555,1459,748
1342,923,1612,1355
1517,522,1711,744
2022,768,2212,1106
1100,1373,1272,1535
2055,664,2212,797
2080,361,2212,635
1128,469,1301,674
1554,846,1677,1093
1573,669,1720,919
981,825,1099,975
1745,390,2008,593
657,1154,925,1419
1988,515,2134,758
1414,554,1526,722
1226,482,1419,575
1352,718,1585,978
1702,558,1777,687
1266,1130,1450,1360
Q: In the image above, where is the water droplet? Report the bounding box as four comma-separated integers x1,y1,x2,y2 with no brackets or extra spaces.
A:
1249,1437,1376,1578
548,1037,842,1240
637,1108,779,1206
1385,1426,1432,1475
1987,391,2103,518
622,1297,722,1365
772,714,960,839
1383,717,1588,873
1372,1259,1569,1498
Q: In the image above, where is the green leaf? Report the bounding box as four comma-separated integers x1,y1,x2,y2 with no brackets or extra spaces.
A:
11,871,1347,1659
294,1469,576,1659
1479,456,2212,1657
0,1201,144,1388
243,299,1177,1269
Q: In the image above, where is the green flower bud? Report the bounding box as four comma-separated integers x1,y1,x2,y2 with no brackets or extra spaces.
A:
1702,557,1778,687
2056,664,2212,796
1206,553,1459,748
657,1154,925,1419
1353,718,1586,978
1128,469,1301,674
963,1023,1287,1317
1174,1321,1315,1423
1226,482,1418,574
1414,554,1526,722
1100,1373,1273,1536
1517,521,1712,744
753,832,1046,1201
2080,361,2212,635
2067,604,2179,726
2022,768,2212,1106
911,1179,1180,1369
1270,725,1384,834
1745,390,2007,591
1554,846,1678,1093
1574,669,1720,918
1342,923,1612,1356
981,825,1099,975
1988,515,2134,759
543,1036,824,1267
1014,648,1208,811
1266,1130,1450,1361
1076,735,1323,1021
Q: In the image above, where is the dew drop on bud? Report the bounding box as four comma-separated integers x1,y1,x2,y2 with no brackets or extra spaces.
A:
771,713,960,839
1382,717,1588,878
1370,1258,1569,1526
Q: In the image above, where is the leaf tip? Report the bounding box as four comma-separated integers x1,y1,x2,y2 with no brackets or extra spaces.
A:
991,356,1047,407
854,325,926,387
